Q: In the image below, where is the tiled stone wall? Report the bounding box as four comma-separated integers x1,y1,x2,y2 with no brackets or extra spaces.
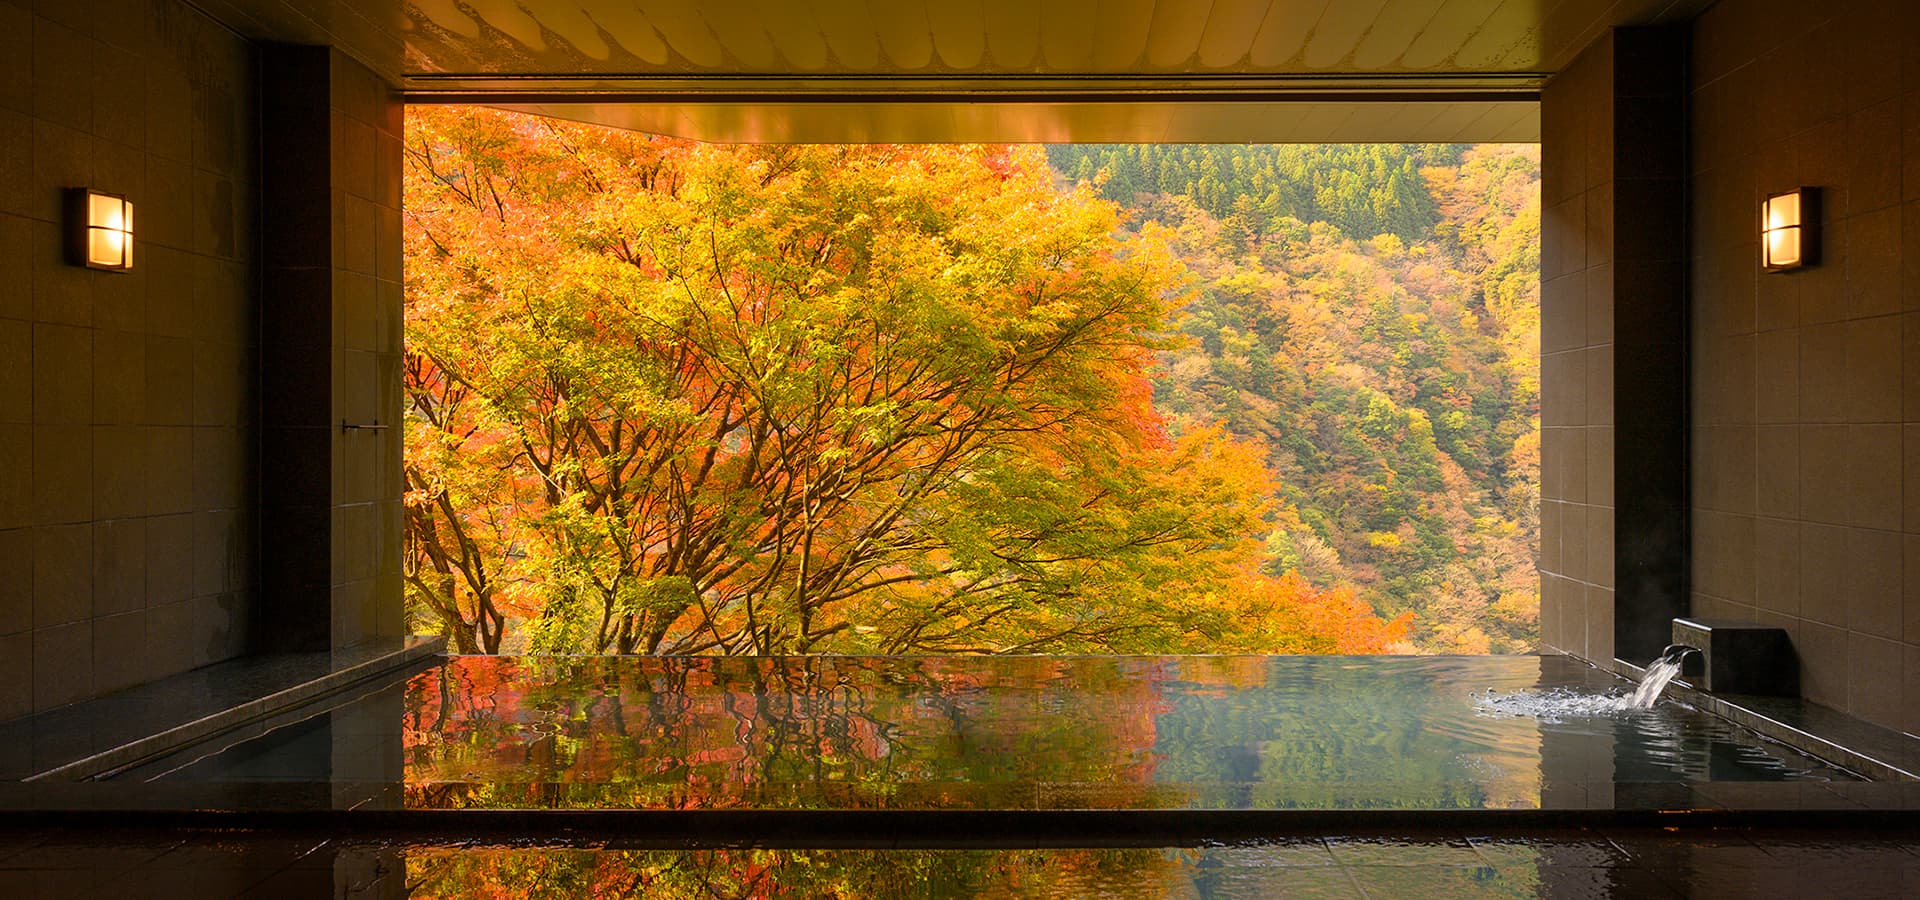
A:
0,0,258,720
1540,28,1690,669
1687,0,1920,731
1540,33,1619,665
257,47,405,654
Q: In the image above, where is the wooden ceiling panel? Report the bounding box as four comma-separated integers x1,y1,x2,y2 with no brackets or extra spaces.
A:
983,0,1043,69
813,1,884,69
927,2,988,69
200,0,1710,144
1041,0,1101,70
1144,0,1213,68
1196,0,1272,69
1349,0,1453,68
1247,0,1332,67
751,0,829,70
872,2,937,70
218,0,1710,82
1303,0,1391,68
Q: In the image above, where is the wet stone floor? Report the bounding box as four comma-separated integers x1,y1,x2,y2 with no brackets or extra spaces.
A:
3,827,1919,898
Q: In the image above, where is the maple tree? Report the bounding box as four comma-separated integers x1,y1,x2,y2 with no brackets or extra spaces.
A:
403,107,1406,656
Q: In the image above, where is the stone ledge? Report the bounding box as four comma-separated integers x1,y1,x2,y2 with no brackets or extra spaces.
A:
1610,655,1920,782
0,636,445,782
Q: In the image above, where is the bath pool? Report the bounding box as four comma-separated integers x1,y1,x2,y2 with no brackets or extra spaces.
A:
121,654,1854,811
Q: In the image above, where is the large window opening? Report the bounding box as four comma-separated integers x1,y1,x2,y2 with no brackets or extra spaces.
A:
402,108,1540,657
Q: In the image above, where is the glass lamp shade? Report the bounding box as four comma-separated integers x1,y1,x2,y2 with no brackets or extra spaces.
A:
1761,188,1817,272
67,189,134,271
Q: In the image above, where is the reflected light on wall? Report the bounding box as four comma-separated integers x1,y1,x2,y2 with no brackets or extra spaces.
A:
1761,188,1817,272
67,188,134,272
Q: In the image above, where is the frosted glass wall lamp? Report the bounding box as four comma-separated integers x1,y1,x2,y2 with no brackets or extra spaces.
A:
67,188,133,272
1761,188,1817,272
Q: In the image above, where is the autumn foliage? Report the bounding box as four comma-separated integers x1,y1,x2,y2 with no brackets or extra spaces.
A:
403,108,1410,656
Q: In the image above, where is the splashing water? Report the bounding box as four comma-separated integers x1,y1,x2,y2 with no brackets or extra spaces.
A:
1626,656,1688,709
1475,645,1701,721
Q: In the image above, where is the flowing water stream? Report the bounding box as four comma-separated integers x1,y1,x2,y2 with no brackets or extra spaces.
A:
1475,645,1701,720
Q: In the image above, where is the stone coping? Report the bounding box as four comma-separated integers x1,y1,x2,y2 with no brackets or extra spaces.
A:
1608,656,1920,782
0,636,446,782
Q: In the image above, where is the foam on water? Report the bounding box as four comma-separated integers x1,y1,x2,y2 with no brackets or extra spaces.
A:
1472,686,1639,723
1474,655,1693,723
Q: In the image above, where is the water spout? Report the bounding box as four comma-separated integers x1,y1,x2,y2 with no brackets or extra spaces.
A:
1628,644,1700,709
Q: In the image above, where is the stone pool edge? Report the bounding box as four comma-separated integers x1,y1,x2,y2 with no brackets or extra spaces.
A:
1606,655,1920,782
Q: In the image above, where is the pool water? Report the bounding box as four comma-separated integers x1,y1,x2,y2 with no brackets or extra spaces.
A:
129,654,1853,809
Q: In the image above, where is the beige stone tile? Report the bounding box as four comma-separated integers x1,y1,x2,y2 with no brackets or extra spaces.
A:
1540,500,1563,574
1906,535,1920,643
1695,425,1755,514
91,424,144,520
1847,423,1903,530
1800,522,1850,628
1845,527,1904,640
143,334,192,426
0,317,28,425
91,517,143,617
1756,425,1799,518
90,329,144,426
1848,97,1904,217
1797,620,1849,709
1585,427,1613,508
1798,424,1849,525
1561,502,1588,584
144,513,192,608
32,323,91,425
31,424,90,525
1845,315,1902,422
1587,505,1613,590
192,509,246,599
30,522,87,629
1755,327,1797,424
32,620,90,712
1583,584,1614,663
1847,205,1902,319
0,424,26,530
1693,509,1755,603
1754,517,1801,617
0,631,27,722
0,214,28,320
90,609,146,695
1848,632,1904,728
1582,260,1612,345
191,426,245,512
1798,320,1848,423
0,527,27,636
143,425,192,516
1904,644,1920,737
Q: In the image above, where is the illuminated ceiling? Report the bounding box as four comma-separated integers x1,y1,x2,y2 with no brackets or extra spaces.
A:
196,0,1711,142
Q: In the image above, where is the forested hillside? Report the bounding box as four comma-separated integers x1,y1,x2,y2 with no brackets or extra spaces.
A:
1048,145,1541,652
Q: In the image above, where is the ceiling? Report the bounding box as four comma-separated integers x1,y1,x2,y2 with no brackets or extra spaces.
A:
194,0,1713,142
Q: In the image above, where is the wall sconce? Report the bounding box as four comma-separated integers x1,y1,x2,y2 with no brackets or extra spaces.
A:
1761,187,1818,272
66,188,133,272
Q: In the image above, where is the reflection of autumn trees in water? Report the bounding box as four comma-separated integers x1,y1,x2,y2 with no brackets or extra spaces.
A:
403,657,1171,810
406,846,1196,899
400,656,1539,812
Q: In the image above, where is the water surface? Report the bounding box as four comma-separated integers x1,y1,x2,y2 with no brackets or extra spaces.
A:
140,654,1852,809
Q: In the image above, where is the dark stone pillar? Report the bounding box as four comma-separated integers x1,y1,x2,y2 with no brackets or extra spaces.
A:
257,46,405,652
1609,27,1690,663
1539,26,1690,666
